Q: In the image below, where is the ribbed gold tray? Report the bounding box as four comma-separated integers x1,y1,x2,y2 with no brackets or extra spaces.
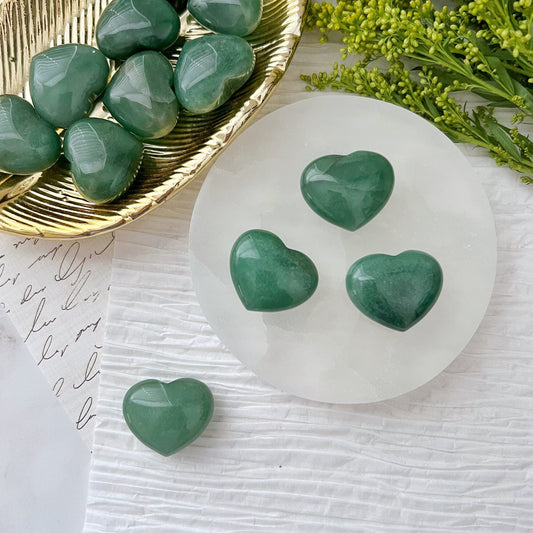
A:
0,0,306,238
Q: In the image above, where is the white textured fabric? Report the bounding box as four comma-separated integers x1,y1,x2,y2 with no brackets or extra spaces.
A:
85,36,533,532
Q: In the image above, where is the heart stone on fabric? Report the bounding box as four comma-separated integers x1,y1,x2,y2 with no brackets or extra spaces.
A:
63,118,144,204
123,378,214,456
301,150,394,231
0,95,62,175
29,44,110,129
103,51,179,140
345,250,443,331
230,229,319,312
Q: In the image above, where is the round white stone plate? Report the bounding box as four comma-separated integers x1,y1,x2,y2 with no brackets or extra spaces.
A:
189,94,497,403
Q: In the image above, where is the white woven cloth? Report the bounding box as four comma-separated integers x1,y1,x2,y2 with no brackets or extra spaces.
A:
84,37,533,532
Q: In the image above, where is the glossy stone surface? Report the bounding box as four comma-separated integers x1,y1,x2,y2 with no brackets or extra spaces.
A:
104,51,178,140
230,229,318,312
346,250,443,331
29,44,109,129
63,118,144,204
0,95,61,175
188,0,263,36
123,378,214,456
96,0,181,60
301,150,394,231
174,34,255,114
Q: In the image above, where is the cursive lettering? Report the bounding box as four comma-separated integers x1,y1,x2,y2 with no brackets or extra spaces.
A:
75,317,101,342
55,242,86,285
28,244,63,269
12,237,39,249
83,290,100,304
24,298,57,342
38,334,68,366
0,256,20,288
73,351,100,390
61,269,91,311
76,397,96,430
20,284,46,305
94,232,115,256
53,377,65,397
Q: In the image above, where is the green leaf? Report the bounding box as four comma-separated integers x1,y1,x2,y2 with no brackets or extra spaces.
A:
481,115,522,161
512,79,533,112
486,56,515,93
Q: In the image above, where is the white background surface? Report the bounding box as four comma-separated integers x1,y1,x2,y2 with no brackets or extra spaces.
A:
0,309,89,533
1,33,533,532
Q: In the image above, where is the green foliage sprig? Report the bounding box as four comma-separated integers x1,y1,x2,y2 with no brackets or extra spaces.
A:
302,0,533,183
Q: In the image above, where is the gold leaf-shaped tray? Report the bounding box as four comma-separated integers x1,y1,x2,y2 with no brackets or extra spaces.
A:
0,0,306,238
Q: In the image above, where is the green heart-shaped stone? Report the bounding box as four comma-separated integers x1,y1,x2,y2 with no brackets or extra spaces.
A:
123,378,214,456
29,44,109,129
96,0,181,60
0,95,61,175
104,51,179,140
301,150,394,231
188,0,263,36
63,118,144,204
174,34,255,114
346,250,443,331
230,229,319,312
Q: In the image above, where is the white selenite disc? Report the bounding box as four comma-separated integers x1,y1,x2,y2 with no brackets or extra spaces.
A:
189,94,497,403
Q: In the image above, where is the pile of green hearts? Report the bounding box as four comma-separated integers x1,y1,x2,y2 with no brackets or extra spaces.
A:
0,0,260,204
230,151,444,332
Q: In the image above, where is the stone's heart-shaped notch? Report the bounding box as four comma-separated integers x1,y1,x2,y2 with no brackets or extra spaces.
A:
123,378,214,456
346,250,443,331
188,0,263,37
29,44,109,129
174,34,255,114
230,229,319,312
63,118,144,204
0,95,61,175
104,51,179,140
96,0,181,60
301,150,394,231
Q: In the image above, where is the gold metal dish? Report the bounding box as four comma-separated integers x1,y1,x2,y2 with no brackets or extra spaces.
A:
0,0,306,238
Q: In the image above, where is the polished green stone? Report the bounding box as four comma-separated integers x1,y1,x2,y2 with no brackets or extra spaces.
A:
301,150,394,231
63,118,144,204
29,44,109,129
123,378,214,456
230,229,319,312
96,0,181,60
174,34,255,114
0,95,61,175
103,51,178,140
188,0,262,36
346,250,443,331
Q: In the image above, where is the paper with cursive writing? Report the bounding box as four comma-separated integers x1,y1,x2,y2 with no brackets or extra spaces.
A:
0,233,114,448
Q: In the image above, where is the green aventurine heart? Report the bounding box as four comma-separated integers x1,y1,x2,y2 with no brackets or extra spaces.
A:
123,378,214,456
174,34,255,114
104,51,178,140
301,150,394,231
188,0,263,36
29,44,109,129
0,95,61,175
230,229,319,312
96,0,181,60
346,250,443,331
64,118,144,204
